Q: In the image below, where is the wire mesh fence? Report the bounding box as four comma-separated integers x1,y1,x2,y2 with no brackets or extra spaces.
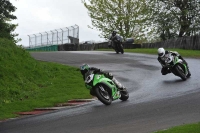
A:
27,25,79,48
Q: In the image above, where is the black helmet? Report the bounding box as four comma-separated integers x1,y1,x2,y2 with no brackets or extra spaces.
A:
80,64,90,75
112,30,117,36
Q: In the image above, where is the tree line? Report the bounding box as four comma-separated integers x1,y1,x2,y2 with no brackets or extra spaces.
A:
0,0,20,43
1,0,200,45
82,0,200,44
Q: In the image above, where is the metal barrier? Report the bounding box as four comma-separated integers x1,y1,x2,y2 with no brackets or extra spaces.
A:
27,25,79,48
26,45,58,51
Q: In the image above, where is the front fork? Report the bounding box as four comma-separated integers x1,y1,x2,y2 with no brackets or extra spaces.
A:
111,83,121,100
183,64,189,75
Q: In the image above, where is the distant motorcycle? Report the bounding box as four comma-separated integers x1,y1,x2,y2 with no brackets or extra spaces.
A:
164,53,191,80
84,70,129,105
108,35,124,54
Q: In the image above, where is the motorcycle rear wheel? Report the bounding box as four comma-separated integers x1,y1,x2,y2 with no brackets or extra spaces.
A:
119,45,124,54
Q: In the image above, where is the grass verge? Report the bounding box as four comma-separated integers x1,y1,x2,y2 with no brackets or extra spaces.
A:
154,122,200,133
125,48,200,58
98,48,200,58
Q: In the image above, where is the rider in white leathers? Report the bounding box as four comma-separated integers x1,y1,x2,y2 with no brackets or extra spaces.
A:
157,47,191,77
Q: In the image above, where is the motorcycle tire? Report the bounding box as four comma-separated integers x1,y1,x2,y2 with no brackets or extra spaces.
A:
175,64,187,81
186,68,191,78
94,85,112,105
120,48,124,54
114,48,119,54
119,88,129,101
119,45,124,54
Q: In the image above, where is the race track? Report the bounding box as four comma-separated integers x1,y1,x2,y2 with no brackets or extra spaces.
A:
0,51,200,133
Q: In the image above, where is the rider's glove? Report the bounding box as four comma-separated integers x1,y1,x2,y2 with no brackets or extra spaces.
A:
108,72,113,76
171,51,179,56
107,72,113,79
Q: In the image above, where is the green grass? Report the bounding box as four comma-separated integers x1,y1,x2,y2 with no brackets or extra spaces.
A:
0,39,200,132
154,122,200,133
125,48,200,58
0,38,92,120
98,48,200,58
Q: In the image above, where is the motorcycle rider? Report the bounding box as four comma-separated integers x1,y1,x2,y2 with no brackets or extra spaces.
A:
157,47,191,77
108,30,122,48
80,64,125,95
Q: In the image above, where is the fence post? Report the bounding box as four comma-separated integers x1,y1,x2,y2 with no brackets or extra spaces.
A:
66,27,69,43
39,33,42,46
33,34,36,47
71,26,75,39
27,35,31,47
50,31,54,45
55,29,59,45
75,24,79,39
60,28,64,45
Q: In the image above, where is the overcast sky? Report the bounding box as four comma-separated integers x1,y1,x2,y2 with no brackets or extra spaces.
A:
10,0,105,46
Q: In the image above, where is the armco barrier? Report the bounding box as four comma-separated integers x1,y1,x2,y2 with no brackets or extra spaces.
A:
26,45,58,51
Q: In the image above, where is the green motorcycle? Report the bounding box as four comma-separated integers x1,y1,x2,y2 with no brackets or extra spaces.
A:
84,71,129,105
164,53,191,81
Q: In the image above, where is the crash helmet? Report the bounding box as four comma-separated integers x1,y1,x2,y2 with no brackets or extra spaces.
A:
112,30,117,37
80,64,90,75
157,47,165,57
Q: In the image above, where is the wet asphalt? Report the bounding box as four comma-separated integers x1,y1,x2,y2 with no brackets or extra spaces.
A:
0,51,200,133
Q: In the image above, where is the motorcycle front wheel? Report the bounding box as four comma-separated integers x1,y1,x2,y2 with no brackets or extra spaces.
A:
94,85,112,105
175,64,187,81
114,47,119,54
119,44,124,54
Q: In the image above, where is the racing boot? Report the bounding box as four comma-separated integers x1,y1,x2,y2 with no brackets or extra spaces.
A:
112,78,125,91
187,68,191,78
167,68,171,74
161,67,171,75
90,89,95,96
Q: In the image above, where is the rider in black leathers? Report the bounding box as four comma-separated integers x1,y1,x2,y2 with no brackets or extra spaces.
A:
80,64,125,96
108,31,123,48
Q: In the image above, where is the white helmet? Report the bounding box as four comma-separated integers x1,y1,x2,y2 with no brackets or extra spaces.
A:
158,47,165,57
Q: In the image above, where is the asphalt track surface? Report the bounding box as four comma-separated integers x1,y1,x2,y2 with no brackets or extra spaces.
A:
1,51,200,133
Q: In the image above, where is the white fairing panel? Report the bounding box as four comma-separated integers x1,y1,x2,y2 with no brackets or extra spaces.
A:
85,74,94,83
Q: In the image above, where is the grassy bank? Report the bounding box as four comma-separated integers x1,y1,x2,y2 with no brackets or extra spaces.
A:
0,38,92,120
